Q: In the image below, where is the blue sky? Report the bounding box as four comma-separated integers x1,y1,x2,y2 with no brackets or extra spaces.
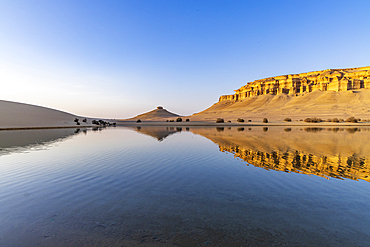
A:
1,0,369,118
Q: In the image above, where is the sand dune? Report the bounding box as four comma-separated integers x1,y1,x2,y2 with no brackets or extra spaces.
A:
188,89,370,122
0,100,91,129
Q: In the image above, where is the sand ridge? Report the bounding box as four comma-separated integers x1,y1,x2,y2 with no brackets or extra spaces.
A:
0,100,93,129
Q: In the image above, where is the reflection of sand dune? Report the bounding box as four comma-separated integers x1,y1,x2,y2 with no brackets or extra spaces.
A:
190,127,370,182
0,128,84,156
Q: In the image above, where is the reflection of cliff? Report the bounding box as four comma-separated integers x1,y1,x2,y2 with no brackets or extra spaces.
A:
220,146,369,182
190,127,370,182
127,126,185,141
0,128,85,156
220,66,370,101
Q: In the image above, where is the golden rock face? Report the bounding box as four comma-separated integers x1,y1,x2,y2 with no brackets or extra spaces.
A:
219,66,370,102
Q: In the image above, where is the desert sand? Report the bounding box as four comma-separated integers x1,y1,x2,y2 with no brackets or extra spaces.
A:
0,100,93,129
187,89,370,122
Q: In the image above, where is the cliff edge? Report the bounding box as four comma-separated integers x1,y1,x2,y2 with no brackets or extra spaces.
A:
190,66,370,122
219,66,370,102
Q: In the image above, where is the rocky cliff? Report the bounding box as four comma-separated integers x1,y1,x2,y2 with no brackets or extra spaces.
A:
219,66,370,102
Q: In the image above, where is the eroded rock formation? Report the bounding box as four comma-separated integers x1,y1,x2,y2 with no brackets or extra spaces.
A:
219,66,370,102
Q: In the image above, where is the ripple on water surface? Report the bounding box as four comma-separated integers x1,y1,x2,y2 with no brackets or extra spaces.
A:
0,127,370,246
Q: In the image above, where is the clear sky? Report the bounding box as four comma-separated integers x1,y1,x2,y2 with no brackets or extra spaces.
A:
1,0,369,118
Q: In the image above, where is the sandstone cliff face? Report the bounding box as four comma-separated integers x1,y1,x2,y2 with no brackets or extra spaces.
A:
219,66,370,102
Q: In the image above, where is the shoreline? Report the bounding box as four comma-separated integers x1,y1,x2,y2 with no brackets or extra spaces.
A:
115,121,370,127
1,121,370,131
0,125,96,131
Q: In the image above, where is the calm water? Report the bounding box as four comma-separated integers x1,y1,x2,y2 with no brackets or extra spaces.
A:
0,126,370,246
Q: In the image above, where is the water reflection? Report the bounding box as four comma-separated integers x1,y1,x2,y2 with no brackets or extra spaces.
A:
0,128,88,156
128,126,370,182
1,126,370,246
125,126,183,141
192,127,370,182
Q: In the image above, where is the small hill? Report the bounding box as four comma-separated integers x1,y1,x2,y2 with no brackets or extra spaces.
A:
0,100,89,129
125,106,180,121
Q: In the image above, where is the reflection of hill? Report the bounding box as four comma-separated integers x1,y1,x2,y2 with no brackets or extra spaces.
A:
190,127,370,182
127,126,185,141
0,128,84,156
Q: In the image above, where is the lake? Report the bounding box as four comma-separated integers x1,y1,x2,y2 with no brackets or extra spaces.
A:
0,126,369,246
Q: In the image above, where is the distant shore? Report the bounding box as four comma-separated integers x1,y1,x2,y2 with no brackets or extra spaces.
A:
2,99,370,131
2,121,370,131
116,120,370,127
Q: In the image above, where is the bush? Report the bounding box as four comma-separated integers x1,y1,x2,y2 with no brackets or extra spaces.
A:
82,118,87,123
304,117,322,123
327,119,332,122
176,117,182,122
345,117,358,123
332,118,339,123
237,118,244,123
216,118,224,123
166,120,169,122
170,120,174,122
248,120,252,122
185,119,190,122
227,120,231,123
284,118,292,122
263,118,268,123
136,119,141,123
74,118,79,123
